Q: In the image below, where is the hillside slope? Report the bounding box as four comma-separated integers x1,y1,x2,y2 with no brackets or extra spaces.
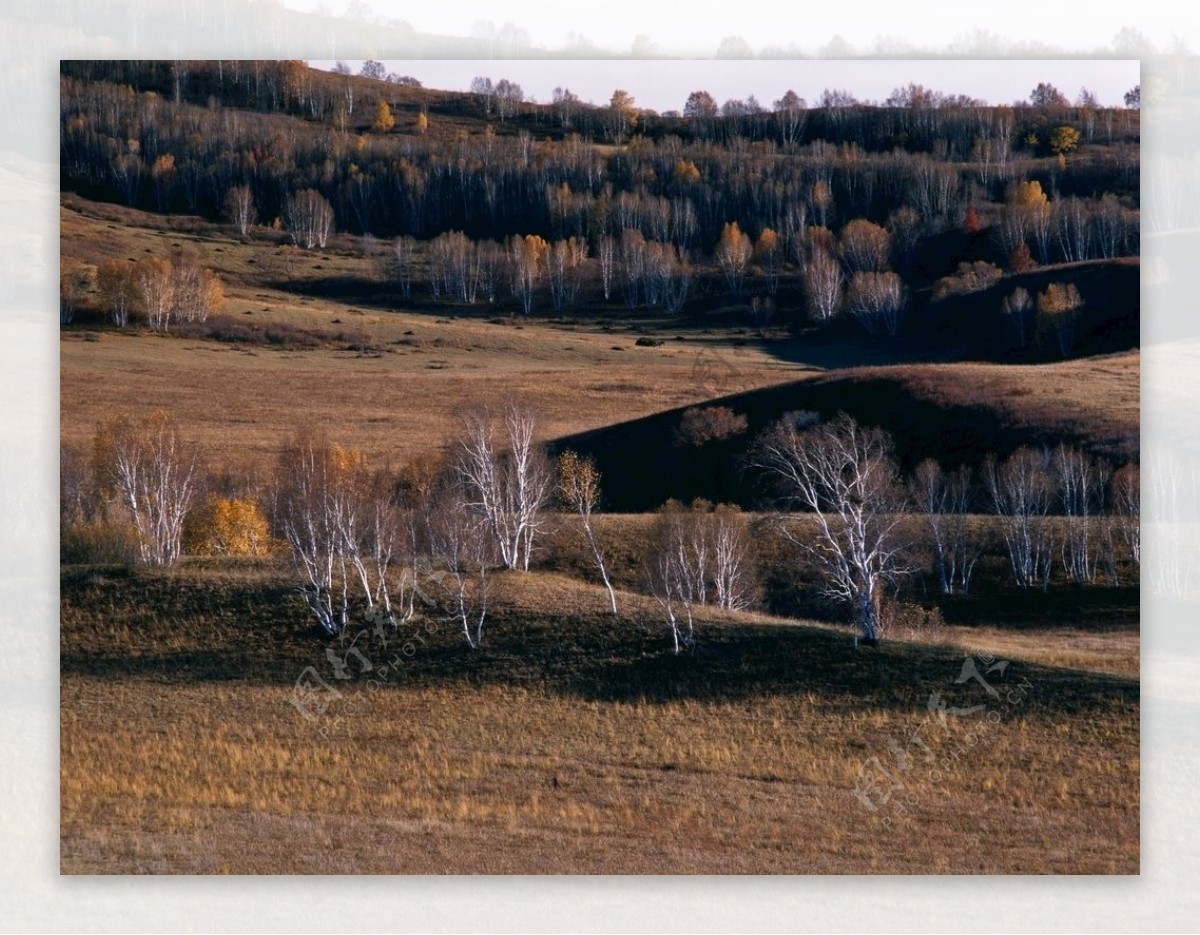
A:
552,352,1139,511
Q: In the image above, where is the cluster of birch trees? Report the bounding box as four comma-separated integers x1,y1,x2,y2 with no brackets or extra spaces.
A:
64,406,1139,651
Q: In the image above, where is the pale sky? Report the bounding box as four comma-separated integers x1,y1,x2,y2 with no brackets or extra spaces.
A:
310,59,1140,112
298,0,1188,58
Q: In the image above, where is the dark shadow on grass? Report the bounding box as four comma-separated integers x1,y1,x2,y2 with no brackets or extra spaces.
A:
61,567,1138,716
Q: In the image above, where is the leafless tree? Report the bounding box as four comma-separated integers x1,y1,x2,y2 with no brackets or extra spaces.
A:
223,184,256,238
1002,286,1034,350
557,450,617,614
393,235,416,298
749,413,909,643
1053,444,1108,583
709,505,755,611
985,447,1055,591
644,503,704,654
804,247,843,325
284,188,334,249
845,270,906,337
1112,463,1140,569
96,411,202,567
910,459,981,595
272,435,366,634
455,399,554,571
426,481,494,648
134,257,175,332
96,261,138,327
598,234,616,301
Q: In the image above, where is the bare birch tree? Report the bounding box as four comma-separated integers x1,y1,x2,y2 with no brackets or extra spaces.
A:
455,399,554,571
557,450,617,614
985,447,1055,591
750,413,908,643
223,183,256,238
95,411,202,567
910,459,981,596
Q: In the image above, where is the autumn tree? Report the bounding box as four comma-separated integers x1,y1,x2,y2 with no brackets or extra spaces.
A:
371,98,395,133
754,228,781,294
749,412,909,643
557,450,617,614
508,234,548,315
838,218,891,273
1049,125,1081,157
183,497,271,556
170,256,223,324
675,406,748,447
1036,282,1083,357
607,89,638,142
94,411,203,567
715,221,752,293
96,261,138,327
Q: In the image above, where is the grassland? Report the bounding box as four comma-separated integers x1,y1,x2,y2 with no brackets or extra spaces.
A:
61,561,1138,874
60,197,1138,481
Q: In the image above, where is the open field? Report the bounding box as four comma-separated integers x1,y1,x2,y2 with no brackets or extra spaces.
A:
61,562,1138,874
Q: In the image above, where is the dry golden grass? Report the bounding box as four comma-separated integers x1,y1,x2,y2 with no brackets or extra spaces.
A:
60,563,1139,874
60,199,805,472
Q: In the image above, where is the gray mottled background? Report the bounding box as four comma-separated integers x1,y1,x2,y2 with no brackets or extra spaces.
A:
2,0,1193,929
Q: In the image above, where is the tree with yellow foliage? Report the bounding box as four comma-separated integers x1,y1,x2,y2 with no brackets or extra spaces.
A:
371,98,395,133
716,221,752,293
1036,282,1083,358
508,233,548,314
183,498,272,556
754,228,781,294
1049,125,1081,157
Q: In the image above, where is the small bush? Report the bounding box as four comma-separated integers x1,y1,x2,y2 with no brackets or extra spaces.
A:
675,406,749,446
879,599,946,642
932,261,1003,301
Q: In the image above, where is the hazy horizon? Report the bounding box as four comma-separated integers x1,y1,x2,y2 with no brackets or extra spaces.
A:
308,59,1140,113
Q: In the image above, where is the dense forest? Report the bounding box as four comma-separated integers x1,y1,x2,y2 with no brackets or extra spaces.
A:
61,61,1139,340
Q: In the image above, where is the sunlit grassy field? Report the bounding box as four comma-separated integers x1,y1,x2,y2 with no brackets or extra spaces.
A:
60,562,1138,874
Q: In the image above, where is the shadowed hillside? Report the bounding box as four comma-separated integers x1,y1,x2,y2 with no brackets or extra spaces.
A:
551,352,1138,512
